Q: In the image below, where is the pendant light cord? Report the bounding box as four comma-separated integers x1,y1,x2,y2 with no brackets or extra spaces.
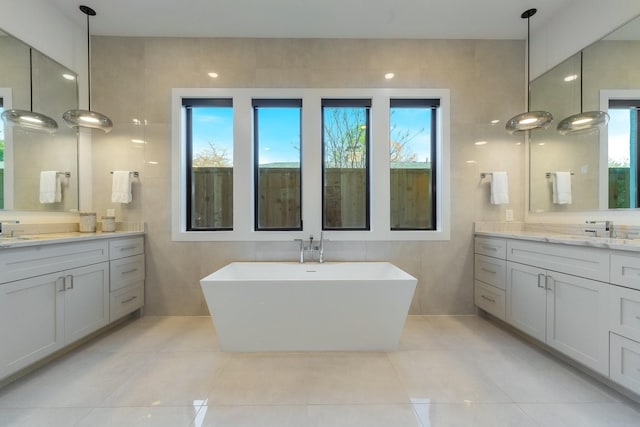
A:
86,11,91,110
526,14,531,112
28,48,33,112
579,51,584,114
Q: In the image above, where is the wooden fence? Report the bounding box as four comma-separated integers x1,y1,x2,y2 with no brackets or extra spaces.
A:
192,167,432,229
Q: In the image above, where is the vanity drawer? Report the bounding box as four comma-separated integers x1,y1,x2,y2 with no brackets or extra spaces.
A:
610,284,640,343
110,282,144,322
110,254,145,291
109,237,144,260
0,240,109,284
506,239,609,282
474,280,505,320
474,254,506,290
475,237,506,259
610,333,640,395
611,253,640,290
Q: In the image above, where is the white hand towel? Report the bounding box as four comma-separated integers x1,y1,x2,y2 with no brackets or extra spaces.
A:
39,171,61,204
111,171,132,203
552,172,572,204
490,171,509,205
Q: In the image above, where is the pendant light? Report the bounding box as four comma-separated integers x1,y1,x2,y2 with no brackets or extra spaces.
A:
505,8,553,135
1,48,58,133
557,51,609,135
63,5,113,133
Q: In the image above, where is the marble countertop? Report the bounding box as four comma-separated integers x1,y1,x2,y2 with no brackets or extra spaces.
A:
476,230,640,253
0,230,144,249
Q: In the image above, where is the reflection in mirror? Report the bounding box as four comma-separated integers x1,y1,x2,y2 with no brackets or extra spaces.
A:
529,13,640,212
607,99,638,208
0,30,78,212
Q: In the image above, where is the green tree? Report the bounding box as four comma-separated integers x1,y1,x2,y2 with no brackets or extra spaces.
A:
324,108,422,168
193,141,231,167
0,140,4,162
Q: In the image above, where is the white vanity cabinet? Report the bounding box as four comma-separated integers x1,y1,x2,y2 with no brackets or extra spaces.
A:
109,237,145,322
0,241,110,379
506,260,609,375
609,252,640,394
473,237,507,320
505,240,609,376
0,233,144,381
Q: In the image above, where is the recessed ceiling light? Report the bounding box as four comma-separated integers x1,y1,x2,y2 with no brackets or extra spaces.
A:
466,160,476,164
474,141,488,146
131,139,145,144
538,142,545,146
62,73,76,81
208,72,219,78
132,118,141,125
384,72,395,80
564,74,578,82
490,119,500,124
147,161,159,165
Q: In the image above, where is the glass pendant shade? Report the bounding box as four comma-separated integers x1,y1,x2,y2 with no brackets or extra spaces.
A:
505,110,553,134
1,109,58,133
63,109,113,133
557,110,609,135
556,51,609,136
505,8,553,135
63,5,113,133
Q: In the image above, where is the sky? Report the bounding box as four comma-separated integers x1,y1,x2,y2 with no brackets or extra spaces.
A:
191,106,432,166
608,108,633,166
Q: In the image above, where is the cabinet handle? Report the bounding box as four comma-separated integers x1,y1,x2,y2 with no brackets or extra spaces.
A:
119,245,137,251
66,275,74,290
537,273,546,288
481,245,497,251
481,268,497,274
545,275,554,291
121,268,138,275
121,296,137,304
57,276,66,293
481,295,496,303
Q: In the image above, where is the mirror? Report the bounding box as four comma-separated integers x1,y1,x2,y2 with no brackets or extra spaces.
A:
0,30,79,212
528,14,640,212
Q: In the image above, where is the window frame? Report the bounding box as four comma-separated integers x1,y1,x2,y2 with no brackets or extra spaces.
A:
182,97,234,231
321,98,372,231
172,88,450,241
252,98,303,231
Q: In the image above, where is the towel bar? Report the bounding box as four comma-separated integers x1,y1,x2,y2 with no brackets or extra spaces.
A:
480,172,493,179
110,171,139,178
56,172,71,178
545,172,574,178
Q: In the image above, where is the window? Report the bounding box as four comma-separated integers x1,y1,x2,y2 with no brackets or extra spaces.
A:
183,98,234,230
0,97,4,209
253,99,302,230
389,99,439,230
608,99,639,209
321,99,371,230
173,88,450,241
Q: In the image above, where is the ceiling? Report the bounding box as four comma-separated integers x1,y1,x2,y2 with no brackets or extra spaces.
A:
48,0,575,39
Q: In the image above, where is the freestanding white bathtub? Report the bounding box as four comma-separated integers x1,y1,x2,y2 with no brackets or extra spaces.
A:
200,262,417,352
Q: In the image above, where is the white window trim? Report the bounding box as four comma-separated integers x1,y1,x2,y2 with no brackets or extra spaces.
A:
0,88,14,209
171,88,450,241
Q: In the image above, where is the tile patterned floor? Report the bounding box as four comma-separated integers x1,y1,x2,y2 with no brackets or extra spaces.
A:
0,315,639,426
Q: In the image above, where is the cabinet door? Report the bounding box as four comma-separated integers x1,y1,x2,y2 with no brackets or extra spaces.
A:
0,273,65,378
64,262,110,345
506,261,547,342
546,271,609,375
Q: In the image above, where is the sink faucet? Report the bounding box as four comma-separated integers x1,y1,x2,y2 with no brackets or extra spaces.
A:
0,220,20,237
585,220,613,238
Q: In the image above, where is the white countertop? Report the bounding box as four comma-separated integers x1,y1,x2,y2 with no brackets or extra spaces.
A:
476,230,640,253
0,230,144,249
